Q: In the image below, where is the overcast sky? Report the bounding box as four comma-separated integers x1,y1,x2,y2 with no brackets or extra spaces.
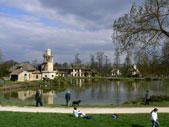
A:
0,0,139,63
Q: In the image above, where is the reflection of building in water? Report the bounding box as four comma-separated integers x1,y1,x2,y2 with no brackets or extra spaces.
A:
132,82,137,92
43,91,55,105
18,90,35,101
70,79,85,88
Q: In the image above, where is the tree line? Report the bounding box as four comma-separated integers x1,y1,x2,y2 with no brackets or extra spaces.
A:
1,47,169,79
113,0,169,77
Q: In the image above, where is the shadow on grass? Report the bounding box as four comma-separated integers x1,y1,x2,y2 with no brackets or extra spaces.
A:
131,124,144,127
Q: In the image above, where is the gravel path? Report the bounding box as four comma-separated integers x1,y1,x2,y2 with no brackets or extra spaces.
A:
0,106,169,114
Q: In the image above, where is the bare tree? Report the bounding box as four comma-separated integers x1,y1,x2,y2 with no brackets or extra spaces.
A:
124,50,132,66
96,52,104,74
74,53,81,64
0,50,3,63
114,48,120,68
161,41,169,64
113,0,169,50
90,54,96,69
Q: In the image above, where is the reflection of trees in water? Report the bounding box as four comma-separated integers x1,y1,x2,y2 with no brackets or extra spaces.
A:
113,81,120,104
112,81,144,103
4,92,18,99
97,82,104,99
125,81,137,101
97,80,111,100
90,84,96,99
90,80,109,100
17,90,35,101
70,79,93,99
1,80,169,105
146,81,169,96
17,90,55,105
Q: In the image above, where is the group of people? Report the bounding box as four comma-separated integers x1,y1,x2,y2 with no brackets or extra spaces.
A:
34,89,160,126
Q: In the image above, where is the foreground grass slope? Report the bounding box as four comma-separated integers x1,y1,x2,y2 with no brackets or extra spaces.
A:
0,112,169,127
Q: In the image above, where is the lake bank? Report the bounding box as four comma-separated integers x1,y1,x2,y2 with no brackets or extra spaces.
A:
0,78,169,106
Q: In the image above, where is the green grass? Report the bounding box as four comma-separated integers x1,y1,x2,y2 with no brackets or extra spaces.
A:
0,112,168,127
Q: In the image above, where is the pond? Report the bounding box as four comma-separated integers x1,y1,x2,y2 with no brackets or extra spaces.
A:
0,79,169,106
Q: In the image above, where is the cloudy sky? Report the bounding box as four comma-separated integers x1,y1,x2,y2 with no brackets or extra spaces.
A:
0,0,139,63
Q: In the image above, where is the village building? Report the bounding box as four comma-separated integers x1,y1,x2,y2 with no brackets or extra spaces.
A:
56,64,96,77
9,49,95,81
111,68,122,76
129,64,141,77
9,63,41,81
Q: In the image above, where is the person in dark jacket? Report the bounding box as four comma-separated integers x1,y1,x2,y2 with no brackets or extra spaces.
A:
144,90,151,105
35,89,43,107
65,91,71,106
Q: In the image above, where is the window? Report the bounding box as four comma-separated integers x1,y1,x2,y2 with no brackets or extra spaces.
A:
36,75,39,79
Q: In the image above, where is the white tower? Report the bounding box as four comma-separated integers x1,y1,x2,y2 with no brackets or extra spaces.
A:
43,49,53,72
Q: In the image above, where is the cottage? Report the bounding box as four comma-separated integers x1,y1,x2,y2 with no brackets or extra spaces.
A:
9,63,40,81
9,49,95,81
111,68,121,76
130,64,141,77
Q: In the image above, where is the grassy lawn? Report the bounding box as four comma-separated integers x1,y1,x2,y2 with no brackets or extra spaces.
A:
0,112,169,127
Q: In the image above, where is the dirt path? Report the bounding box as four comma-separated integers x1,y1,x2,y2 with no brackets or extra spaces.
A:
0,106,169,114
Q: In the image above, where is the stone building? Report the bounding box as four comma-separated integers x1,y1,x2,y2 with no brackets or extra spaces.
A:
9,63,41,81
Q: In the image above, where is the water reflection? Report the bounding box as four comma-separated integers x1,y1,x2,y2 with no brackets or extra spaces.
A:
0,79,169,105
43,91,55,105
18,91,35,101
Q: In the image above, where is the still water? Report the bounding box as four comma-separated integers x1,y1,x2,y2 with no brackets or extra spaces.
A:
0,80,169,106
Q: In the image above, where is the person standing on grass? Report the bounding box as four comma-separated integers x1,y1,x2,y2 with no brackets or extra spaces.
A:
151,108,159,127
65,90,71,106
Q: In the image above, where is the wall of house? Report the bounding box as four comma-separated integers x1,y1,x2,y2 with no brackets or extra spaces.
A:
32,73,42,80
42,72,56,79
17,71,30,81
71,69,84,77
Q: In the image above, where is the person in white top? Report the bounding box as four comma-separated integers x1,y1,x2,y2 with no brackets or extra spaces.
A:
151,108,159,127
73,107,85,117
